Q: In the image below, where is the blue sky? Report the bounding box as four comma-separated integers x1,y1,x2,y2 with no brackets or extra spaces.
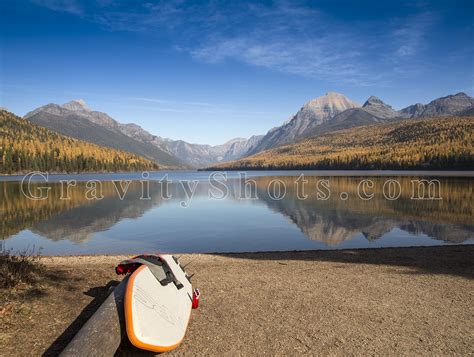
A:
1,0,473,145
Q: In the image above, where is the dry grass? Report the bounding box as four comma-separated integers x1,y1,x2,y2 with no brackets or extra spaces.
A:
0,247,44,289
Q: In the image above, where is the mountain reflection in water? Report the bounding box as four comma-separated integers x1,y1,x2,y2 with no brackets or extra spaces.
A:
1,176,472,253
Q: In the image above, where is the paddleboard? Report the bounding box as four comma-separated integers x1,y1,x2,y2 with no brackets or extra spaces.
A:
124,254,193,353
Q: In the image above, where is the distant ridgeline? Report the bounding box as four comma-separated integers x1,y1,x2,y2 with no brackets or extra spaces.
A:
0,110,158,174
210,116,474,170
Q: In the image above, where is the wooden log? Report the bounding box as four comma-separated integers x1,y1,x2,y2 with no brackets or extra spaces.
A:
60,275,129,357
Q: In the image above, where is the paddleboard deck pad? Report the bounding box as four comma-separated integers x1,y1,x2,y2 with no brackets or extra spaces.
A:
117,254,196,353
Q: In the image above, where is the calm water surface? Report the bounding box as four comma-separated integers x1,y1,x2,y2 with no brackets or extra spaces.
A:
1,171,473,255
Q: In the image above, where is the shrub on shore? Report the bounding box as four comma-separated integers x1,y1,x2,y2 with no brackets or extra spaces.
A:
0,248,44,289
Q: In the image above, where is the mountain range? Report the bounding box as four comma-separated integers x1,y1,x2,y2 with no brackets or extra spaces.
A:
23,92,474,169
247,92,474,155
25,101,262,168
24,101,187,169
210,116,474,170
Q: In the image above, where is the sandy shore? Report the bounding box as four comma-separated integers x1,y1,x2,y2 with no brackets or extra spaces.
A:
1,246,473,355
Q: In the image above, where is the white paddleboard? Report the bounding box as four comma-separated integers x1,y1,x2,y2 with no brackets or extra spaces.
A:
124,255,193,352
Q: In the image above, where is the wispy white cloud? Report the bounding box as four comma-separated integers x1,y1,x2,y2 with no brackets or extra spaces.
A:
31,0,441,86
185,2,379,85
129,97,217,108
391,11,437,59
32,0,83,15
190,35,370,85
128,96,280,116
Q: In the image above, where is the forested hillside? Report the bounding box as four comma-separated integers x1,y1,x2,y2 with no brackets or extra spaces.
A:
209,117,474,170
0,110,158,174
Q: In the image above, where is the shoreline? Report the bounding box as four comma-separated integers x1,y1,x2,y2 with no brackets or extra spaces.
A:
1,169,474,181
16,243,474,258
1,245,473,355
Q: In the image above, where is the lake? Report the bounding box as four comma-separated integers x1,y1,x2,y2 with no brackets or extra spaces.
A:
1,171,473,255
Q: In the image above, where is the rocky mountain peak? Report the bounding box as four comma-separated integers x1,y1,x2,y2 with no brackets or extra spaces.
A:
62,99,90,112
361,96,397,119
247,92,360,154
300,92,360,122
363,96,385,107
306,92,359,109
399,92,474,118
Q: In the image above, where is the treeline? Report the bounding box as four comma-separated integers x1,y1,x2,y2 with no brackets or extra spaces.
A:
211,116,474,170
0,110,159,174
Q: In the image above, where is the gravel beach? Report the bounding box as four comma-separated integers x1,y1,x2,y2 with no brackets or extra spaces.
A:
1,246,473,356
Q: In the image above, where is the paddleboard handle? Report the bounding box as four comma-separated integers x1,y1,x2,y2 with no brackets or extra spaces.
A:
115,262,141,275
192,288,200,309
